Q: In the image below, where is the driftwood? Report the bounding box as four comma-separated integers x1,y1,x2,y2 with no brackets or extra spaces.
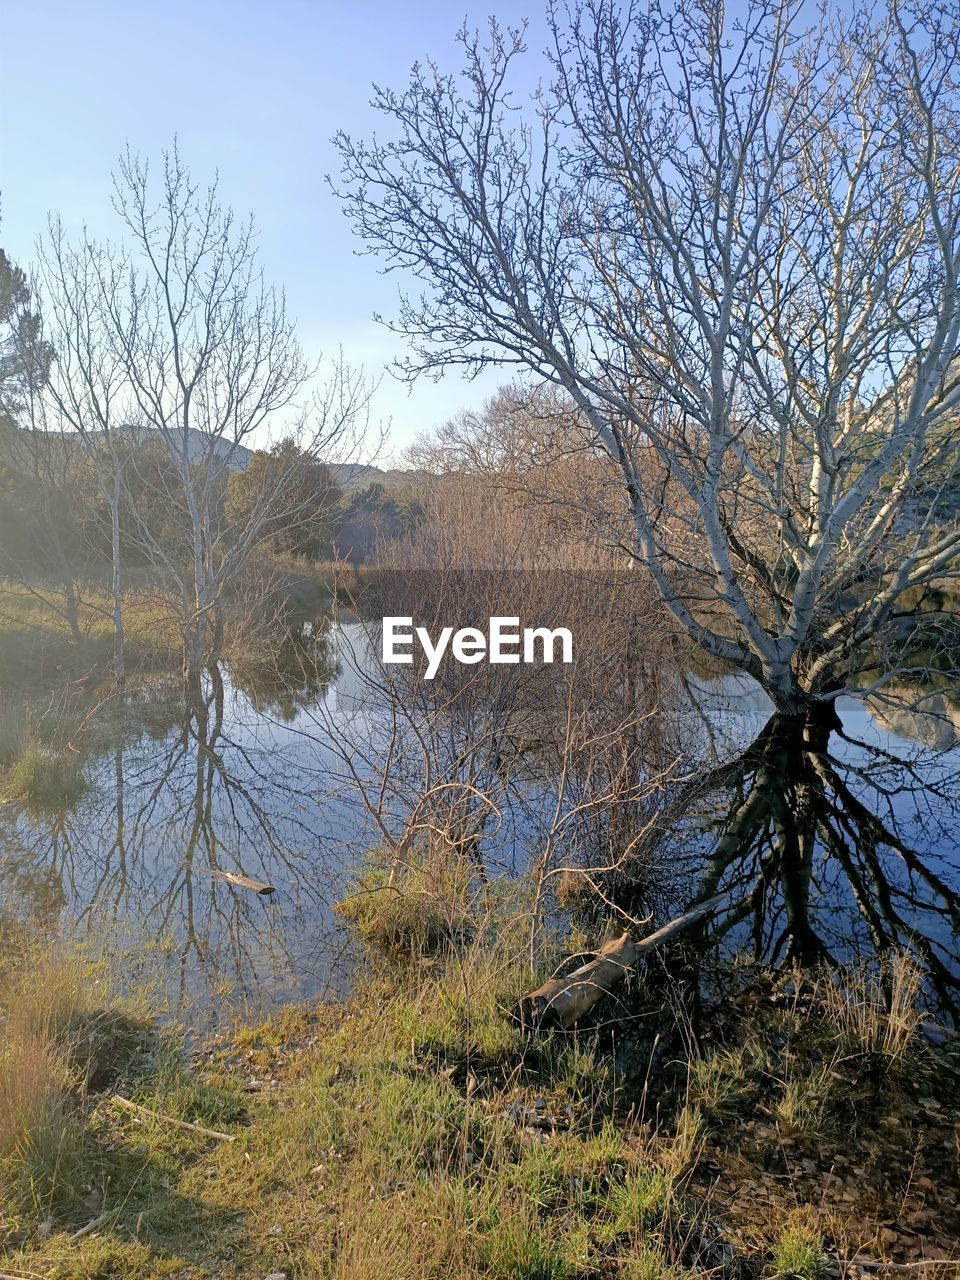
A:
521,894,729,1030
110,1093,237,1141
182,864,275,895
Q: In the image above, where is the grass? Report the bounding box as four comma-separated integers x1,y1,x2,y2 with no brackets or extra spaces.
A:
335,844,477,956
687,1045,757,1119
0,561,338,694
0,923,954,1279
0,938,151,1225
817,948,923,1061
769,1215,826,1278
0,688,32,766
0,927,697,1277
0,1029,86,1221
0,577,181,688
771,1069,831,1140
2,742,87,810
686,952,932,1148
619,1245,680,1280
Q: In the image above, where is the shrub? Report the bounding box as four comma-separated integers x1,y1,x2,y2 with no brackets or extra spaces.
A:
4,743,86,811
336,845,474,955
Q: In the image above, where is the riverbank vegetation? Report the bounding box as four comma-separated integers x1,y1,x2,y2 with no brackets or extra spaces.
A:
1,919,957,1279
2,0,960,1272
2,341,956,1275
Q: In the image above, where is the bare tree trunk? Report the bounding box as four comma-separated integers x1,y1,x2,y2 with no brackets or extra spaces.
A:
109,473,124,684
63,578,82,646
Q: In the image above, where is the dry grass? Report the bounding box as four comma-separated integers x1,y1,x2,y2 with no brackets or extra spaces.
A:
0,944,97,1220
0,577,181,688
0,689,33,766
0,939,153,1225
816,950,923,1061
0,577,178,644
0,1029,87,1220
5,943,108,1045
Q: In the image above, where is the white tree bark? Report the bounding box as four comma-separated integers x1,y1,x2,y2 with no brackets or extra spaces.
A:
335,0,960,707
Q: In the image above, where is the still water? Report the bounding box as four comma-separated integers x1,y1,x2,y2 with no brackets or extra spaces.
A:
1,619,958,1024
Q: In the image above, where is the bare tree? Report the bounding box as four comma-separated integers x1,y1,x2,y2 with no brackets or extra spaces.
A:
36,221,131,681
109,143,315,686
406,382,641,561
38,143,368,691
335,0,960,713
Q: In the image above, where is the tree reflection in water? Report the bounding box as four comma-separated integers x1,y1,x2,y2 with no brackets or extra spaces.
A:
664,697,960,1014
0,617,958,1023
0,643,360,1022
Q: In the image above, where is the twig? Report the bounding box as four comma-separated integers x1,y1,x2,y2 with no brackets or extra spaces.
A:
110,1094,236,1142
69,1209,119,1240
832,1260,959,1271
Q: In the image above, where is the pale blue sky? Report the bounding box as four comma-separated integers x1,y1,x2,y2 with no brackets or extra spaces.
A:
1,0,552,454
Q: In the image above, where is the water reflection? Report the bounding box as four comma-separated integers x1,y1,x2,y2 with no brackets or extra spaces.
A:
662,694,960,1012
230,616,337,721
0,645,363,1024
0,614,958,1022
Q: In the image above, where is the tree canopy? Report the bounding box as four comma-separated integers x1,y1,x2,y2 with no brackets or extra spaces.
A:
335,0,960,710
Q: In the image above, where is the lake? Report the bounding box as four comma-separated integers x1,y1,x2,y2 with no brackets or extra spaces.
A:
2,617,958,1025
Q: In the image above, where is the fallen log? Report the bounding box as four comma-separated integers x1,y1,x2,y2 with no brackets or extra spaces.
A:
520,893,729,1030
182,864,275,895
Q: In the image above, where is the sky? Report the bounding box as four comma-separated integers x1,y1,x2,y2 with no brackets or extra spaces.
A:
1,0,554,457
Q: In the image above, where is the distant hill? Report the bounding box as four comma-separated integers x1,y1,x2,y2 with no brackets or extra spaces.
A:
60,424,256,471
327,462,427,494
60,428,426,492
52,423,429,566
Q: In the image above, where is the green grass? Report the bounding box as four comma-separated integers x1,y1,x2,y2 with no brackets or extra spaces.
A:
687,1044,758,1119
0,929,694,1278
769,1216,826,1279
0,924,950,1279
335,844,476,955
2,742,87,810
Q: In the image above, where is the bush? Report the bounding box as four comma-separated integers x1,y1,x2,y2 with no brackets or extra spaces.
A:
336,845,474,955
4,743,86,811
